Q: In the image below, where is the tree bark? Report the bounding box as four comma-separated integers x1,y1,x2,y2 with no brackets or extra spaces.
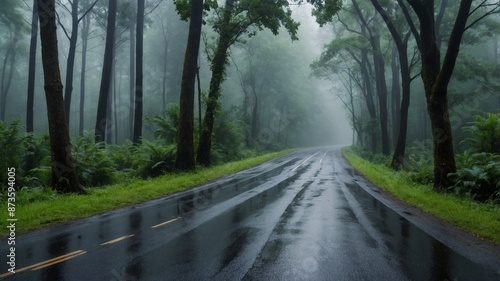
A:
94,0,117,143
359,49,378,152
369,0,412,168
133,0,145,144
79,0,90,136
129,0,136,140
390,47,401,146
175,0,204,171
406,0,473,190
27,0,38,133
197,0,235,166
63,0,79,129
1,29,18,121
38,0,84,194
352,0,390,155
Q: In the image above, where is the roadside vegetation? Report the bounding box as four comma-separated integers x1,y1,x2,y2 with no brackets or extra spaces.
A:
342,113,500,244
0,145,292,236
0,108,296,236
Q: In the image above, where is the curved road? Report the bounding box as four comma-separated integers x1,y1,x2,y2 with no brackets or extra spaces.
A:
1,146,499,280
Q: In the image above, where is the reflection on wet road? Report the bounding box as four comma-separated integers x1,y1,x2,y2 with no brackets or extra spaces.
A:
1,147,499,280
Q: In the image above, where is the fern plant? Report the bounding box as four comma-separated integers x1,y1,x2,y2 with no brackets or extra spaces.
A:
133,138,176,178
0,121,27,193
449,152,500,202
461,113,500,153
145,103,179,143
71,132,116,187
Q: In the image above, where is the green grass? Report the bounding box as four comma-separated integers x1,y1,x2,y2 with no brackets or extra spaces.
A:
342,146,500,244
0,150,293,236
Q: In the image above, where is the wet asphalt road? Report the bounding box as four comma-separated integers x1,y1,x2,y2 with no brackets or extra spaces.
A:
1,146,500,281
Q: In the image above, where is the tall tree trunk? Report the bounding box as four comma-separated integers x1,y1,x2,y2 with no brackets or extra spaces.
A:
94,0,117,143
359,49,378,152
38,0,84,194
372,29,390,155
1,30,18,121
390,47,401,146
197,0,234,166
406,0,473,190
197,66,202,134
79,0,90,136
26,0,39,172
369,0,412,168
175,0,204,171
162,40,169,113
64,0,79,129
129,0,136,140
251,89,259,140
27,0,38,133
133,0,145,144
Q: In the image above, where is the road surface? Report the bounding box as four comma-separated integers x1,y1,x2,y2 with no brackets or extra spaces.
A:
1,146,499,280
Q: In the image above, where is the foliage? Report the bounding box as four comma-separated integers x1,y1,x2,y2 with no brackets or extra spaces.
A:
461,113,500,154
350,146,389,166
449,152,500,202
146,103,180,143
107,140,136,171
342,146,500,244
211,111,246,164
71,133,116,187
0,120,26,192
405,141,434,185
0,150,291,236
134,138,177,178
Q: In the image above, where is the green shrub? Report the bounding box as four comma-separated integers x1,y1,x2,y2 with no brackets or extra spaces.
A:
449,151,500,202
108,140,136,171
405,141,434,185
350,146,390,166
72,133,116,187
146,103,179,143
461,113,500,153
0,120,27,192
134,138,176,178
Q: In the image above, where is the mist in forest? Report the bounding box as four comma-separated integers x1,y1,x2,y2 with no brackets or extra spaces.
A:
1,0,499,193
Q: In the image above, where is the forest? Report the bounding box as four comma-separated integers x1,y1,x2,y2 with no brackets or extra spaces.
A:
0,0,499,204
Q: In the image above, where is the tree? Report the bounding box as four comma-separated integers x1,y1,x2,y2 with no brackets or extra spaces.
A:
79,0,92,136
175,0,204,171
0,0,25,121
57,0,98,129
403,0,499,190
351,0,390,155
94,0,118,143
369,0,418,168
38,0,85,193
129,0,136,140
195,0,300,166
27,0,39,133
133,0,145,143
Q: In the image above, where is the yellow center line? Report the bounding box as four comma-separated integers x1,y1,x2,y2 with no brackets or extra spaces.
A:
151,217,181,229
31,250,87,270
0,250,87,277
100,234,135,246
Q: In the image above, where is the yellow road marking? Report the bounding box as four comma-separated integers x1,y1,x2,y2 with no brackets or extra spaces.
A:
100,234,135,246
151,217,181,229
31,250,87,270
0,250,87,277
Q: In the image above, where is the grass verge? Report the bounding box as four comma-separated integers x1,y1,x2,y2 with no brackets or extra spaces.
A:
342,146,500,244
0,150,294,237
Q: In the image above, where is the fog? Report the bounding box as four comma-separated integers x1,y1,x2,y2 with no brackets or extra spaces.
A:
1,0,498,165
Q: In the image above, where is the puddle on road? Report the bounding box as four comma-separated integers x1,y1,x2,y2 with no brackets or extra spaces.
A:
344,182,499,281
